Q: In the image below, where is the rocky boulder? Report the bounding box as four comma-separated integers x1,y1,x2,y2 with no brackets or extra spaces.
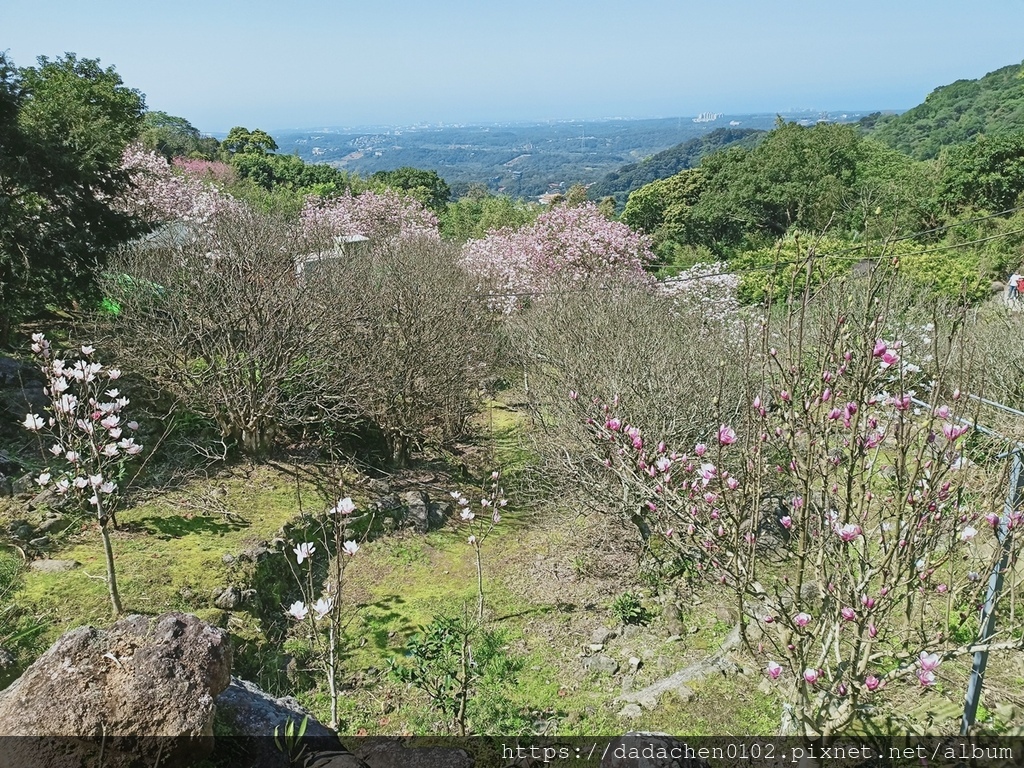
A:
0,611,231,768
214,677,364,768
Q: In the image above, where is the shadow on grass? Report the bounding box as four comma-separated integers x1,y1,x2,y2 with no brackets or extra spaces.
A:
130,514,248,539
357,594,415,650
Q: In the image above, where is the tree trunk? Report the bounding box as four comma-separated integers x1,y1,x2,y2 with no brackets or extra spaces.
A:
100,523,123,616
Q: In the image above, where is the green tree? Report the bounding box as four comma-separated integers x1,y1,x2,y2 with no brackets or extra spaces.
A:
139,110,219,160
371,167,451,215
939,130,1024,214
223,125,278,155
440,191,538,242
0,53,146,345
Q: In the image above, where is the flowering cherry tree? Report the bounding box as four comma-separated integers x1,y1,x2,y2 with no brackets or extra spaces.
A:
119,144,238,228
300,188,439,243
579,276,1019,738
461,202,654,309
283,493,363,729
22,334,144,615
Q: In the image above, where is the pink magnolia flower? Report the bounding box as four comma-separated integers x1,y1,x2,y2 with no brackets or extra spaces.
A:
864,675,883,692
985,513,1000,528
917,669,936,687
803,668,819,685
694,443,707,457
868,624,878,638
918,651,941,672
718,425,737,445
606,418,622,432
780,516,792,529
836,523,863,542
873,339,887,357
841,607,856,621
943,423,969,441
793,612,812,627
766,661,782,680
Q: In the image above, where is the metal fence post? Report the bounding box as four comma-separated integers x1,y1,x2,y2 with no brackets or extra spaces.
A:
960,449,1022,734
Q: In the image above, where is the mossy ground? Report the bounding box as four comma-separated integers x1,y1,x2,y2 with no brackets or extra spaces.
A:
4,401,1020,739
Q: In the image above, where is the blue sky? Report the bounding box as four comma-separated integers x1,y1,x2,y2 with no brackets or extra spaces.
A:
5,0,1024,132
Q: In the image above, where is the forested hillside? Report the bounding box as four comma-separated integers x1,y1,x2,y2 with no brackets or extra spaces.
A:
589,127,764,206
867,60,1024,158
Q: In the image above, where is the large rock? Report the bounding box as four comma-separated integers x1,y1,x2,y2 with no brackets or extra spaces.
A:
0,611,231,768
214,677,361,768
399,490,445,533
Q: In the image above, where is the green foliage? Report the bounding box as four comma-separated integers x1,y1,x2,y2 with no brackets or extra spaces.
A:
390,613,480,735
273,715,309,765
227,152,360,205
371,166,451,215
890,240,990,303
0,52,147,343
939,130,1024,214
140,110,219,160
223,125,278,156
609,591,649,626
731,233,851,304
592,126,764,206
389,612,530,735
869,61,1024,159
440,190,538,242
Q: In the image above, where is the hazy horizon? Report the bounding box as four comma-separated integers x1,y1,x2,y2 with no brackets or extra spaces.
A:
6,0,1023,134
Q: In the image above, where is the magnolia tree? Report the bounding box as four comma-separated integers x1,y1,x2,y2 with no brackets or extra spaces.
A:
450,471,508,622
119,144,238,228
461,202,654,310
284,495,362,730
300,188,439,243
578,273,1020,739
22,335,144,615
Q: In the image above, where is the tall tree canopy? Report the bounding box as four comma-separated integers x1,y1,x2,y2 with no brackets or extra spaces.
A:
0,53,147,344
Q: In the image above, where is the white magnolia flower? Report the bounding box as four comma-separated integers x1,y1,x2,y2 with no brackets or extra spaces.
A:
333,497,356,515
342,540,359,556
36,472,51,486
22,413,44,431
313,597,333,619
287,601,308,621
293,542,316,565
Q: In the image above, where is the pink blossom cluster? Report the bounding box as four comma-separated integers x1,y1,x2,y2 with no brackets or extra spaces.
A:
172,157,235,185
120,145,238,227
300,189,439,243
461,203,654,309
659,262,740,322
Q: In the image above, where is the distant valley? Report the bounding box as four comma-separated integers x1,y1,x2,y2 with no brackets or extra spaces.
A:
271,110,883,199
